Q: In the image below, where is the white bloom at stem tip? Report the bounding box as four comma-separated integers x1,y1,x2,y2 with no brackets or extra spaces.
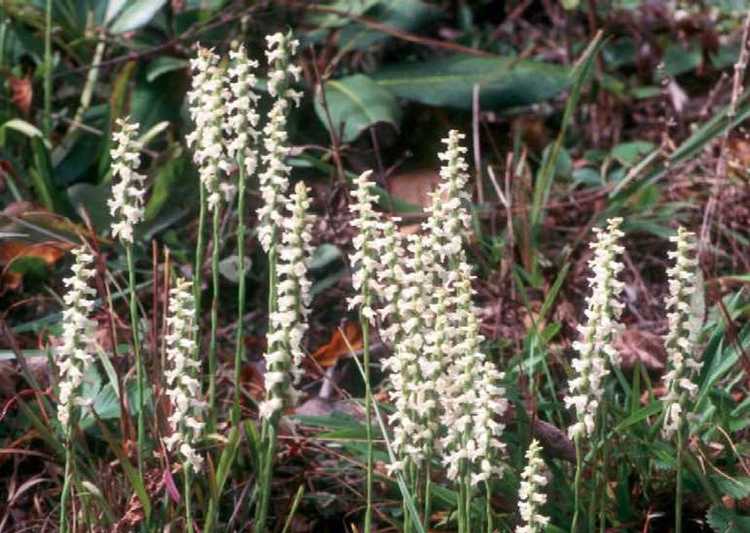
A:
186,46,228,212
661,227,704,439
164,277,205,473
57,246,97,435
348,170,382,324
260,181,314,420
439,260,508,484
564,217,626,439
225,44,261,176
516,439,550,533
423,129,473,268
108,117,146,244
265,31,303,105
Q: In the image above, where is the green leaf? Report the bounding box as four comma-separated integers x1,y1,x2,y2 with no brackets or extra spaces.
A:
30,137,74,216
316,74,402,142
611,141,656,168
713,476,750,499
109,0,167,33
146,56,188,83
310,244,344,271
338,0,441,51
707,506,750,532
1,118,47,143
372,54,570,110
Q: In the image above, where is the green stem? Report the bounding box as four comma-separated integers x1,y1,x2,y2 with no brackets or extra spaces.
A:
233,160,247,427
362,312,373,533
184,463,194,533
208,206,220,428
676,426,684,533
423,463,432,533
484,480,492,533
59,435,73,533
126,244,144,476
572,436,582,533
194,186,206,347
254,422,277,533
43,0,52,137
464,473,471,533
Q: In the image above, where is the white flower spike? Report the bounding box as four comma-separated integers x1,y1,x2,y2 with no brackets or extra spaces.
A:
662,227,704,439
186,46,227,212
257,32,302,252
225,44,261,176
516,439,550,533
259,181,314,420
348,170,381,324
164,277,205,472
564,217,626,439
108,117,146,244
57,246,97,434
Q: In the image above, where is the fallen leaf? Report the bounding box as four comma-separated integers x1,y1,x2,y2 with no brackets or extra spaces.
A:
311,322,363,368
615,328,666,373
386,169,440,208
0,240,73,292
9,76,32,115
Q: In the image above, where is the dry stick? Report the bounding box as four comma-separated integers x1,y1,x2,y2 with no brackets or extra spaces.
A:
310,46,346,183
472,84,484,205
701,13,750,258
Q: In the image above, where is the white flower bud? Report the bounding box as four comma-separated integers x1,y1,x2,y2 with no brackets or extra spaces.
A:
516,439,550,533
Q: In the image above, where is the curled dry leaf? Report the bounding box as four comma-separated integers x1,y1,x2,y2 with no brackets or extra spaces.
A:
0,240,73,293
615,328,667,373
9,76,32,115
310,322,363,368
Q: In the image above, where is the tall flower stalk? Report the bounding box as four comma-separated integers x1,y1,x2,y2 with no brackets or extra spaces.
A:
164,277,205,533
517,439,549,533
661,228,703,533
564,217,625,532
348,169,382,531
255,182,313,533
56,246,97,533
438,260,508,533
108,117,147,475
186,46,227,423
225,44,261,426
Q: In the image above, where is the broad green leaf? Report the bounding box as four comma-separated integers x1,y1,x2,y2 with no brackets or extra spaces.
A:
339,0,441,51
316,74,401,142
1,118,47,143
611,141,656,168
146,56,188,83
310,243,344,271
372,54,570,110
707,505,750,532
109,0,167,34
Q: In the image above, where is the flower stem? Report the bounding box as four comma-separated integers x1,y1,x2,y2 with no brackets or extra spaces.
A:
484,480,492,533
59,435,73,533
43,0,52,137
126,244,144,476
254,422,277,533
233,159,247,427
184,463,194,533
676,425,684,533
361,311,373,533
572,435,582,533
194,186,206,349
423,463,432,533
208,205,220,428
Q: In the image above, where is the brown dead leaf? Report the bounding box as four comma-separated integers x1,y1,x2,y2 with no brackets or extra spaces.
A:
311,322,363,368
9,76,32,115
615,328,666,373
0,240,73,292
386,169,440,208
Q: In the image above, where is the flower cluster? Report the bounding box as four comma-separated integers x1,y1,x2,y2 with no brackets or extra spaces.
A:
517,439,550,533
662,227,704,438
423,129,472,266
373,218,405,345
260,182,313,420
257,32,302,252
186,46,227,212
225,45,261,175
439,260,508,484
108,118,146,244
57,247,97,434
348,170,382,324
565,217,626,439
383,235,440,471
164,277,205,472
